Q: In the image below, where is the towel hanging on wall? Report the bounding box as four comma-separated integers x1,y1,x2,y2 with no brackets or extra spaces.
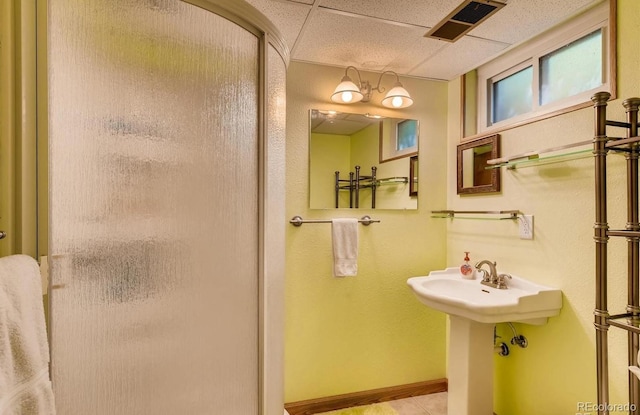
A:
332,218,359,277
630,350,640,381
0,255,56,414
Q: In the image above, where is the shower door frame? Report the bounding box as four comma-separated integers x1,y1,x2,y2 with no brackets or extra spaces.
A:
3,0,288,414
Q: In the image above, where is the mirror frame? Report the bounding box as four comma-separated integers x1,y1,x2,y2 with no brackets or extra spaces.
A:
409,155,418,196
457,134,500,195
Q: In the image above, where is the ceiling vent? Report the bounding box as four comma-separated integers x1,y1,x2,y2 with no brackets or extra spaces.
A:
425,0,506,42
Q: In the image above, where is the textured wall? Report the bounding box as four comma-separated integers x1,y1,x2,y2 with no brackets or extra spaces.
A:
447,1,640,413
285,62,448,402
309,132,351,208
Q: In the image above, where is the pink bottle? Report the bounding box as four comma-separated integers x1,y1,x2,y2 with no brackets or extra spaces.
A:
460,251,474,279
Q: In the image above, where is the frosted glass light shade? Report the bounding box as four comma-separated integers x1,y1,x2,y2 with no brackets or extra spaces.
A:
331,75,364,104
381,82,414,108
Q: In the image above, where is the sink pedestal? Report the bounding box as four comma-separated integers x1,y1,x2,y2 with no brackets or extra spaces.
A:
448,315,494,415
407,268,562,414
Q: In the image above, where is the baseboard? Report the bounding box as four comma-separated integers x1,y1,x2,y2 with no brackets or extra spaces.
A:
284,378,448,415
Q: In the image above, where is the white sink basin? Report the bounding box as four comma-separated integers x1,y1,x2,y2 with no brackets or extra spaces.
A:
407,267,562,324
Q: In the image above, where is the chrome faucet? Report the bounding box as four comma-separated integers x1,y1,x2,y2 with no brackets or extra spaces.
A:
475,260,512,289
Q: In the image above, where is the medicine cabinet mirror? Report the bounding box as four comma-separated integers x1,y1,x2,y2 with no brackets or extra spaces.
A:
457,134,500,195
309,109,418,210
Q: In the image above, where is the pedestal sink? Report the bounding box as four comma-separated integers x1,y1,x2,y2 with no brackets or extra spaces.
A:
407,267,562,415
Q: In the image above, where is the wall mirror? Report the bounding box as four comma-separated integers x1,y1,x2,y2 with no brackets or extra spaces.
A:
309,109,418,210
457,134,500,195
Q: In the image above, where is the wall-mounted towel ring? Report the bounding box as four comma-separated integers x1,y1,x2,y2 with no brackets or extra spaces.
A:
289,215,380,227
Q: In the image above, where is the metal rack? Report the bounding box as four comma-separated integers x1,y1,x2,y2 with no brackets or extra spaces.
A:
335,166,377,208
592,92,640,415
334,166,409,209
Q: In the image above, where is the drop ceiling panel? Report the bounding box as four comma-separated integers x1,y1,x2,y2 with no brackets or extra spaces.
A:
469,0,600,44
318,0,463,28
243,0,311,50
382,38,447,76
246,0,604,81
293,8,428,72
409,36,509,80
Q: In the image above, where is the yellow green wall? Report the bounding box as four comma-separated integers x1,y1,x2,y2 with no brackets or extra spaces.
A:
0,0,40,259
0,0,16,258
446,1,640,413
285,62,448,402
309,132,351,208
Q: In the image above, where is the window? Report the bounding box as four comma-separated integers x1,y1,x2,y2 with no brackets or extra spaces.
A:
379,118,419,162
491,65,533,124
396,119,418,151
539,30,602,106
465,1,614,136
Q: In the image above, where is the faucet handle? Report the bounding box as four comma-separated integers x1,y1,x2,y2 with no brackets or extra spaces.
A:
496,273,512,289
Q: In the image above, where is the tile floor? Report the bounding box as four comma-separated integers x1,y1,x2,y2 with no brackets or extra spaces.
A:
314,392,447,415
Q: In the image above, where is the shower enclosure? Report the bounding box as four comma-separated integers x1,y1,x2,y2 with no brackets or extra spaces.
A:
46,0,286,413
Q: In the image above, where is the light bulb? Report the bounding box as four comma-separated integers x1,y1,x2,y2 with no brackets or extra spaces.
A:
341,91,353,103
391,96,403,108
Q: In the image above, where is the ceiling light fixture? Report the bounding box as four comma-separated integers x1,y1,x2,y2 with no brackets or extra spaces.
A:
330,66,414,109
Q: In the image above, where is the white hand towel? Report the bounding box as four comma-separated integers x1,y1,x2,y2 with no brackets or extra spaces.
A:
0,255,56,415
332,218,359,277
631,351,640,380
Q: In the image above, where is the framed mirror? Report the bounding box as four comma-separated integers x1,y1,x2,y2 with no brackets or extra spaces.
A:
309,109,418,210
457,134,500,195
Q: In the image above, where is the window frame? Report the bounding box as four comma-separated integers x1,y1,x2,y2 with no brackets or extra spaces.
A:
466,0,614,137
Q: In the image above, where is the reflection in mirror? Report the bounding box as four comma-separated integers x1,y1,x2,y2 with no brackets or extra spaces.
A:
409,155,418,196
309,110,418,209
457,134,500,195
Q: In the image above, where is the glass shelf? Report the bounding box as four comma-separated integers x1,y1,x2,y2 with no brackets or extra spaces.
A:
337,177,408,190
377,177,408,185
487,136,640,170
608,313,640,335
490,148,593,170
431,210,520,220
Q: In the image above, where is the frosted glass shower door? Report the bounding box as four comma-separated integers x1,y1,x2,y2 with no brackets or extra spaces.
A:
48,1,260,413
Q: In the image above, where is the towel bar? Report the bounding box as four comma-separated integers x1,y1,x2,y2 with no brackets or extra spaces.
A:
289,215,380,226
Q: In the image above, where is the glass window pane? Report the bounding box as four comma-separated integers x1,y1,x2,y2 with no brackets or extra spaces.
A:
396,119,417,151
540,29,602,106
492,66,533,124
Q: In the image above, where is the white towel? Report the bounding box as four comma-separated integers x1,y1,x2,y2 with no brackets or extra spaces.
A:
332,218,359,277
0,255,56,415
